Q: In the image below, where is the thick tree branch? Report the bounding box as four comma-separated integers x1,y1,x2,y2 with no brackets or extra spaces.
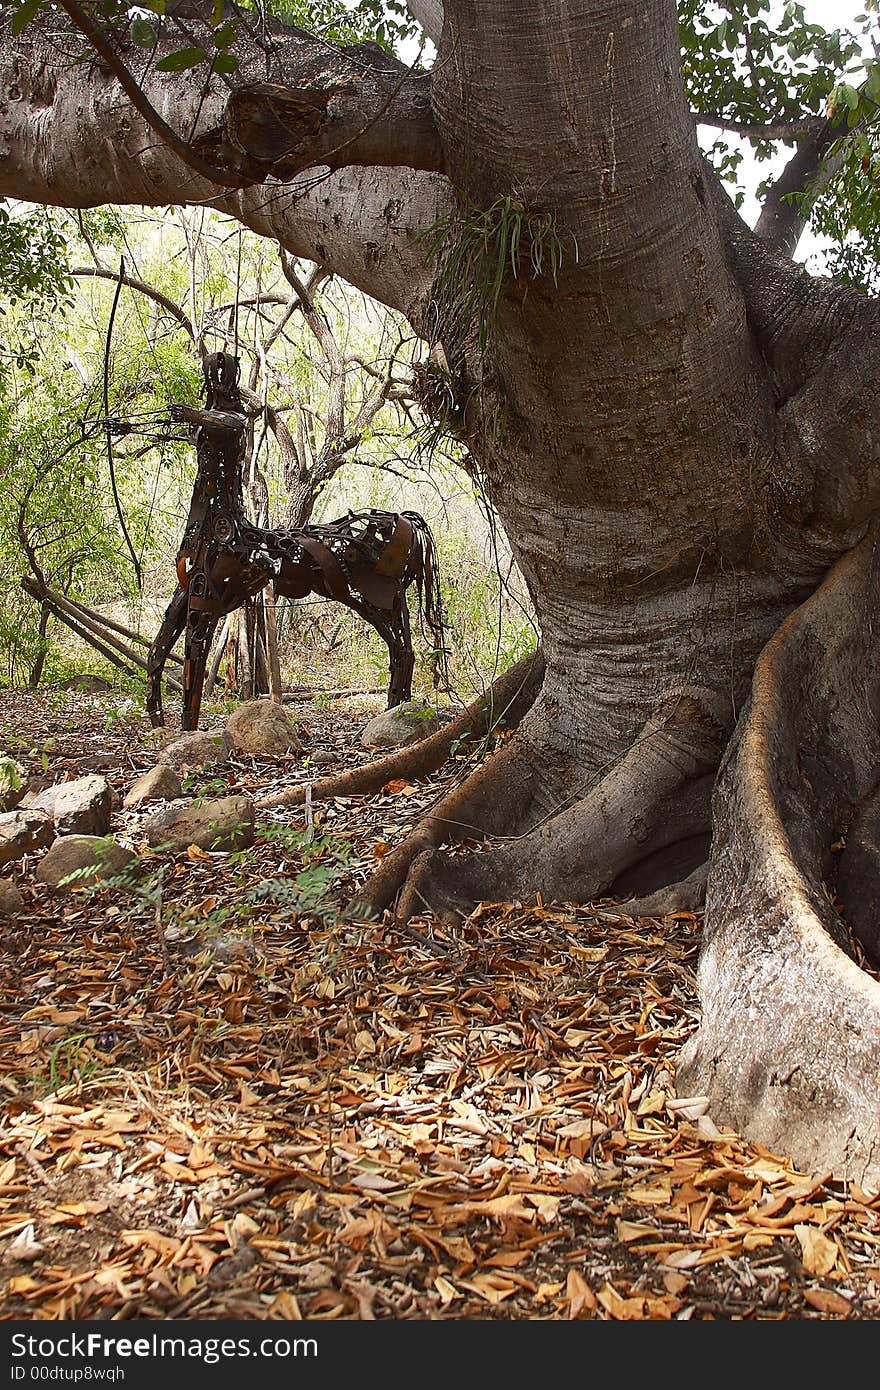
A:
0,11,450,320
709,168,864,397
707,167,880,540
695,112,824,142
54,0,251,186
753,116,846,257
776,294,880,535
201,68,444,184
406,0,444,47
52,4,444,185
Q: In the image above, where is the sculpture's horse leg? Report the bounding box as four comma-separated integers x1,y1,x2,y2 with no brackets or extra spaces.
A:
341,592,414,707
146,584,189,728
146,579,227,731
181,570,222,733
386,597,414,707
181,609,218,732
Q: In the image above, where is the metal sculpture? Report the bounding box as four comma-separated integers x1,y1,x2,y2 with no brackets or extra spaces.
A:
146,352,447,731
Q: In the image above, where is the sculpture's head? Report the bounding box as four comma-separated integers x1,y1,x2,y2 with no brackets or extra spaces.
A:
203,352,242,412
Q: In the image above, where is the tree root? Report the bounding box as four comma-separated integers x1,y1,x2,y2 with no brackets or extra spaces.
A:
382,688,725,924
256,649,544,810
835,786,880,964
354,730,545,919
678,529,880,1186
614,862,709,919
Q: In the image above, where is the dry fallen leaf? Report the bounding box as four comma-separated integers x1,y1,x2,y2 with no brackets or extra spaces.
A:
803,1287,852,1316
663,1271,689,1296
5,1224,44,1262
795,1225,839,1277
8,1275,40,1295
527,1193,561,1225
597,1283,646,1320
268,1291,303,1320
458,1273,518,1305
434,1275,460,1305
616,1220,659,1243
666,1095,711,1120
566,1268,595,1318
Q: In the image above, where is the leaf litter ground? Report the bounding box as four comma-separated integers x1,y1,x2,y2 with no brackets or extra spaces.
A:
1,688,879,1322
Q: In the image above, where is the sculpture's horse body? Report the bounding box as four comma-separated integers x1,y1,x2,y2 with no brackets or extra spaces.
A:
147,353,446,730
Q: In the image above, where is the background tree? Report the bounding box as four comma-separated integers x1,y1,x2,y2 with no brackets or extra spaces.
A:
3,0,880,1180
69,212,417,695
0,198,525,700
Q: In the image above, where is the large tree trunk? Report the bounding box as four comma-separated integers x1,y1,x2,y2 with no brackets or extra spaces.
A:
3,0,880,1180
678,532,880,1183
398,0,862,916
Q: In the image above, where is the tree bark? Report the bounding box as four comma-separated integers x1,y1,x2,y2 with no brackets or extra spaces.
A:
27,602,51,689
0,12,450,323
678,531,880,1184
264,587,283,701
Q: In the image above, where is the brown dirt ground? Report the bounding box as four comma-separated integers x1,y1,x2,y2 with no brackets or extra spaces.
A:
1,686,879,1322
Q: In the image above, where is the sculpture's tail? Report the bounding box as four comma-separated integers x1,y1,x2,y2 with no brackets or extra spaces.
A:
402,510,450,693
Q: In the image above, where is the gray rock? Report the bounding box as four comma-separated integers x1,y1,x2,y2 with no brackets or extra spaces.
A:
77,752,116,772
27,785,60,817
0,809,54,868
0,878,24,917
360,701,441,749
226,700,302,756
0,756,27,813
35,835,141,892
159,730,232,773
30,775,112,837
123,765,183,809
144,795,255,853
177,929,254,963
61,673,111,692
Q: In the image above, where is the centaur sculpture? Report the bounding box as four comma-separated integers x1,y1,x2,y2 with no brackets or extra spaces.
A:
146,352,447,731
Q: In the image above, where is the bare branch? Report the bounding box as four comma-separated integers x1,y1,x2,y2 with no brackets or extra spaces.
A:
71,266,195,340
695,112,824,142
279,253,344,372
280,252,347,442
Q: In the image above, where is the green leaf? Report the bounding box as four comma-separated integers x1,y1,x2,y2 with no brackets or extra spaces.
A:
154,46,207,72
212,51,238,73
130,14,157,47
11,0,44,38
213,18,237,47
